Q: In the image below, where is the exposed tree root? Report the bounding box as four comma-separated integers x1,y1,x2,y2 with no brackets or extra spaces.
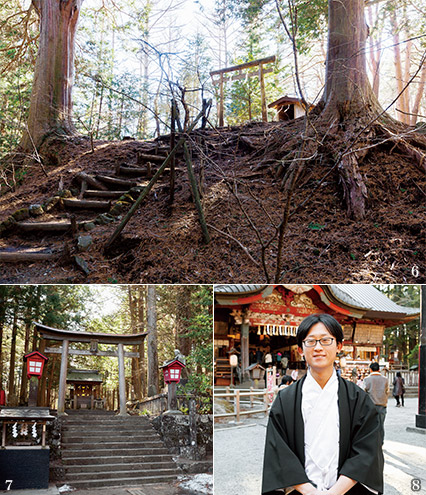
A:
277,113,426,221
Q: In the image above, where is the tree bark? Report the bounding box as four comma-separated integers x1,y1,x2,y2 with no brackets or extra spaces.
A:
128,287,143,401
8,303,19,406
321,0,380,119
137,286,146,397
20,0,83,151
0,287,9,391
146,285,158,397
411,62,426,126
318,0,382,220
390,5,409,124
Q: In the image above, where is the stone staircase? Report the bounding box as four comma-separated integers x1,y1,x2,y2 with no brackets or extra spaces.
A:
60,411,180,489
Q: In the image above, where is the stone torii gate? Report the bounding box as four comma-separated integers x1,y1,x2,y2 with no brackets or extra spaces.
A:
33,322,148,416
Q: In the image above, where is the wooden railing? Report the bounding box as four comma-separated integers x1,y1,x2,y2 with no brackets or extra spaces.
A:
214,388,270,422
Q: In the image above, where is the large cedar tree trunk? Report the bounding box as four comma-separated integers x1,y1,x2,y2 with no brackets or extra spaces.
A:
321,0,380,119
317,0,382,219
146,286,159,397
20,0,83,151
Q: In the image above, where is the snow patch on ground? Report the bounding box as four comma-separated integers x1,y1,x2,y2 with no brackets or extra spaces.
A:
178,473,213,494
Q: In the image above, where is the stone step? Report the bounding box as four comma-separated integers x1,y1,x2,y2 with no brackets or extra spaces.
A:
62,440,162,450
62,454,174,466
61,434,160,443
66,467,179,482
62,424,155,431
61,415,150,421
64,461,177,474
65,474,178,489
62,447,169,458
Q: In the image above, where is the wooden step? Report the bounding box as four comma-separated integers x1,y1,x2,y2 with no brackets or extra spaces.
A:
16,220,92,233
84,190,127,199
63,198,111,210
95,175,139,189
74,172,109,191
137,153,168,163
0,249,63,262
117,165,151,177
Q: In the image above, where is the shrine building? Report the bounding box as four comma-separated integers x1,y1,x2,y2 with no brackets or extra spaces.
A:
214,285,419,385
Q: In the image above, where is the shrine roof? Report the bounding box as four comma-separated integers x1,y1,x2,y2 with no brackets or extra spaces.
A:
67,369,103,383
34,322,148,345
214,285,419,320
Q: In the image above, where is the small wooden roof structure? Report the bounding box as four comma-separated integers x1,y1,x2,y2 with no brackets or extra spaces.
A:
268,95,314,121
66,369,103,384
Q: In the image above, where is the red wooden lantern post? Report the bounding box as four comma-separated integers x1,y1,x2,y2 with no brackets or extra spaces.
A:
160,352,186,414
23,352,48,407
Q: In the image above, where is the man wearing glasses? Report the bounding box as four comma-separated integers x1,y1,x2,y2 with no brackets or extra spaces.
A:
262,314,383,495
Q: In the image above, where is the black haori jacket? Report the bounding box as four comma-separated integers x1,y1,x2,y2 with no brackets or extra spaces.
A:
262,375,384,494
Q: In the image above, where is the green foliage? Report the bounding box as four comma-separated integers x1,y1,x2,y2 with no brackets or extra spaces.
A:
178,286,213,400
375,285,420,366
0,2,38,160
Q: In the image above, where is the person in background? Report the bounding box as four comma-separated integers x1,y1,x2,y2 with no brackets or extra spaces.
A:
363,362,389,443
356,375,364,390
279,375,294,389
392,372,405,407
262,314,383,495
265,348,273,367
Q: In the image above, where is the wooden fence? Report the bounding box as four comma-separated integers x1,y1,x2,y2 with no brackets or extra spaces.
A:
137,393,212,415
214,388,270,422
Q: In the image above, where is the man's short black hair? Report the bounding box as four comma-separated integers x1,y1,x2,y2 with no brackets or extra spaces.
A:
281,375,294,386
296,313,344,348
370,362,380,372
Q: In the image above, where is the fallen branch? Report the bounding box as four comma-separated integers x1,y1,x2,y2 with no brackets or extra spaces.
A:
175,110,211,244
206,223,259,267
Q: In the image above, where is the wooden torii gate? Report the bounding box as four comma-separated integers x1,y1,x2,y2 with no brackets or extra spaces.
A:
210,55,276,127
33,322,148,416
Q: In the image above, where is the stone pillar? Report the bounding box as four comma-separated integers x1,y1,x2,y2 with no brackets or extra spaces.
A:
118,343,127,416
57,339,69,415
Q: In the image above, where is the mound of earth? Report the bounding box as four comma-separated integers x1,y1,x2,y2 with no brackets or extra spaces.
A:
0,119,424,283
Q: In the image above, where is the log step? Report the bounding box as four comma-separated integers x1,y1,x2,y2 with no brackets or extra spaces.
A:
0,249,62,262
16,220,92,232
63,198,111,210
95,175,139,189
84,190,127,199
74,172,109,191
137,153,168,163
117,165,151,177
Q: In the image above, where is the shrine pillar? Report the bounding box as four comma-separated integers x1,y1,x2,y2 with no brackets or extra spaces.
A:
57,339,69,415
241,322,250,382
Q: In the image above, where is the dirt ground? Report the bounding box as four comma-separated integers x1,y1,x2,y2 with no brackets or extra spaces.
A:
0,119,424,284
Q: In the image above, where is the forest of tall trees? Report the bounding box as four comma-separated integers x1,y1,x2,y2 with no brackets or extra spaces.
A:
0,285,212,410
2,0,426,155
